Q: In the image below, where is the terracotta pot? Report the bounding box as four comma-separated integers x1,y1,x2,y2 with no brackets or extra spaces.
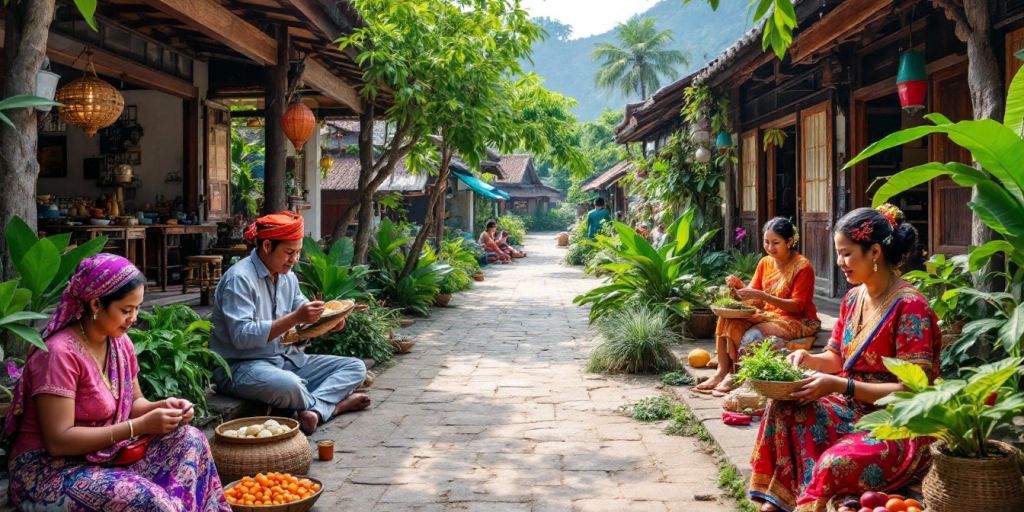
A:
923,440,1024,512
473,273,485,282
434,293,452,307
686,308,717,339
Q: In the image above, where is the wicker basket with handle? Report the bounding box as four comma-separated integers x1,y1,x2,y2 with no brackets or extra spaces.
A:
211,418,312,485
224,476,323,512
746,377,810,401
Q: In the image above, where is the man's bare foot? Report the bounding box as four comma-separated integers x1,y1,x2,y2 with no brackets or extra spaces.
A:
297,410,319,435
333,393,371,416
693,371,728,393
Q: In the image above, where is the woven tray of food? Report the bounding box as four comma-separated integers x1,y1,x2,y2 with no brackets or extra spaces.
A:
215,417,300,445
224,474,323,512
711,299,757,319
282,300,356,344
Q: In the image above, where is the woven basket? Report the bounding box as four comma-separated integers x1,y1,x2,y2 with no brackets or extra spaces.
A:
224,476,323,512
211,423,312,485
56,66,125,137
687,309,717,339
747,378,809,401
923,440,1024,512
825,494,861,512
711,305,756,319
215,417,300,445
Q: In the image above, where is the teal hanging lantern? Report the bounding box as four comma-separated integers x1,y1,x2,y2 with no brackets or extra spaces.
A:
896,51,927,114
715,130,733,153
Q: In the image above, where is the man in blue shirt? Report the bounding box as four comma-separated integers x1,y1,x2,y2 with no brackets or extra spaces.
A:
586,197,612,239
211,211,369,434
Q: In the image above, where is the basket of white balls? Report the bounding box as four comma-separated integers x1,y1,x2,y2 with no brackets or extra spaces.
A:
211,417,312,484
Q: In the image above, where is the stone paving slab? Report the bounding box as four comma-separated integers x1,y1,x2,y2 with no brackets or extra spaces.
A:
302,233,739,511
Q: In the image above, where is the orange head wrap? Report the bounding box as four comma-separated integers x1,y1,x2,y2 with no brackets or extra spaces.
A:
244,211,305,242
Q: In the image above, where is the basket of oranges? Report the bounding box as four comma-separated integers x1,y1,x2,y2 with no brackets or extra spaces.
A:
224,472,323,512
826,491,924,512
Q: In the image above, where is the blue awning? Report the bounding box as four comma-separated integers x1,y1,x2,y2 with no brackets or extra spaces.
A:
453,171,510,201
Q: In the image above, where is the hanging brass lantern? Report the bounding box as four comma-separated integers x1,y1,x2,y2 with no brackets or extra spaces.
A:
55,59,124,137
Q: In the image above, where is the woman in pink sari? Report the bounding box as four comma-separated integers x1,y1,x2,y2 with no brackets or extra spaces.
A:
4,254,229,511
749,206,940,512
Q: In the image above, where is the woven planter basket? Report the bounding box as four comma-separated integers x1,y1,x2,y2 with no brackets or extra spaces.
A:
224,476,323,512
687,309,717,339
211,421,312,485
922,440,1024,512
711,305,756,319
746,378,810,401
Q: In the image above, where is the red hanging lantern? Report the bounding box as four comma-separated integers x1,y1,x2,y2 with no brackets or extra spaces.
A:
896,51,927,114
282,102,315,151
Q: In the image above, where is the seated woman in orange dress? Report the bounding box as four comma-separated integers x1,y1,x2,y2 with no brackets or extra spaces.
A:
749,205,940,512
694,217,820,394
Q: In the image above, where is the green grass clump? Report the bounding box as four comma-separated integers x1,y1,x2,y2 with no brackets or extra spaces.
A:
586,305,681,374
734,340,804,384
630,396,675,422
719,465,758,512
660,371,696,386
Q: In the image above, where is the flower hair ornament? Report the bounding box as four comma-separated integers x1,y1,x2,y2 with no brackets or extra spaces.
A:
849,220,874,243
790,225,800,247
876,203,902,228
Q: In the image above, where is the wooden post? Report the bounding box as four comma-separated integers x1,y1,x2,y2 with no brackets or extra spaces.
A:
263,25,288,214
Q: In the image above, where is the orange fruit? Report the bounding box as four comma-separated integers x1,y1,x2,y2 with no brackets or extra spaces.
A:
906,507,922,512
885,498,907,512
904,499,922,509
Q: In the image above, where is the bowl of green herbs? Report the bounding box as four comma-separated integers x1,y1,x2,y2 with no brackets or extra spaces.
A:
735,340,809,400
711,297,756,319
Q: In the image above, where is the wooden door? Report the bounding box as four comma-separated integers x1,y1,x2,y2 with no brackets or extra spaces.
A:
738,130,761,253
929,65,972,255
800,101,833,294
205,103,231,221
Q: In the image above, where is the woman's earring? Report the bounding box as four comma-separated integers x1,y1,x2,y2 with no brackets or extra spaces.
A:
92,312,97,321
873,260,878,273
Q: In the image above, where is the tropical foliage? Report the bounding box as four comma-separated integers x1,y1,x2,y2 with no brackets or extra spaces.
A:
856,356,1024,458
368,219,452,316
5,216,106,317
295,237,372,302
130,305,230,419
844,65,1024,370
902,254,976,329
308,301,400,365
592,17,689,100
438,238,479,295
573,209,718,322
230,131,264,219
587,304,681,374
0,95,60,129
496,214,527,246
0,280,48,353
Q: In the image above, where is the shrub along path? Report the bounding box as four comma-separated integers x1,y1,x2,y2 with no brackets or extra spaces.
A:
307,232,737,511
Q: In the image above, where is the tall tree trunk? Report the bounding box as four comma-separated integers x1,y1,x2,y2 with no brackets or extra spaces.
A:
399,149,452,281
938,0,1005,290
0,0,55,279
263,25,289,214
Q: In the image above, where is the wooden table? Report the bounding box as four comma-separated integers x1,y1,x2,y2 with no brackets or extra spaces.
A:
145,224,218,291
42,225,147,269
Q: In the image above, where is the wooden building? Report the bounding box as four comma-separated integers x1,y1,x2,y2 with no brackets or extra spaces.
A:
494,155,562,215
580,160,632,219
617,0,1024,297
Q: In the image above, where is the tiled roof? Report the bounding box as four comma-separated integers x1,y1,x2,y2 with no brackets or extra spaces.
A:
499,183,562,200
581,161,632,192
320,155,427,192
495,154,533,184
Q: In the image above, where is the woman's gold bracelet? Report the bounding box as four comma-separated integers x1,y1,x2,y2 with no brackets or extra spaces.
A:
128,419,134,439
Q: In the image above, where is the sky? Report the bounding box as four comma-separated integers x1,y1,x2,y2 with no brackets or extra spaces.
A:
520,0,661,39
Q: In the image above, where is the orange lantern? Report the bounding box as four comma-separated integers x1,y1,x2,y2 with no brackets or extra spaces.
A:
282,102,315,151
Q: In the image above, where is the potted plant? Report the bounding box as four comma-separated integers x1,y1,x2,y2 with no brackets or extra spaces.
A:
682,280,717,339
856,357,1024,511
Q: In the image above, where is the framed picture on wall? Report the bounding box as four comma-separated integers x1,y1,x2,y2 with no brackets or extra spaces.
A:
83,157,103,180
37,136,67,178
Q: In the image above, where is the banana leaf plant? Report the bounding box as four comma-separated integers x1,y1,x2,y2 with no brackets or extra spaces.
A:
0,280,49,353
843,65,1024,364
856,356,1024,458
5,216,107,315
0,95,61,129
573,208,718,323
295,236,372,302
368,219,451,316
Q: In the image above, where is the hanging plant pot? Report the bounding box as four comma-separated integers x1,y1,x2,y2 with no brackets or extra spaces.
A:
694,147,712,163
283,102,316,151
897,51,927,114
56,63,124,137
35,69,61,112
715,130,733,153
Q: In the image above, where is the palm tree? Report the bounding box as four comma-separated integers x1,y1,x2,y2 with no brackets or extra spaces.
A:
592,18,689,100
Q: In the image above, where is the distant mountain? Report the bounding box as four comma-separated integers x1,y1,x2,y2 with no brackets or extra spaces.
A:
525,1,754,121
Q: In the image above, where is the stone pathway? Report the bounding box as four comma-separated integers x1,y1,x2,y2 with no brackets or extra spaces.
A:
308,232,738,511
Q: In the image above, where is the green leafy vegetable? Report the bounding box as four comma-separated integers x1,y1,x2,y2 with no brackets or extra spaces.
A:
734,340,804,384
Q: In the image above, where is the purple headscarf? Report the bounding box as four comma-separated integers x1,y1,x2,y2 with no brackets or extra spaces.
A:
41,253,143,339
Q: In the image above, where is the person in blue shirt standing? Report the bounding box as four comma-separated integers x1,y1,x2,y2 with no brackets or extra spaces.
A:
210,211,370,434
586,197,612,239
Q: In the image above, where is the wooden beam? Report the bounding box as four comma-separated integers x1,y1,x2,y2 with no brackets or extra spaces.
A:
286,0,342,40
140,0,277,65
790,0,895,64
303,58,362,113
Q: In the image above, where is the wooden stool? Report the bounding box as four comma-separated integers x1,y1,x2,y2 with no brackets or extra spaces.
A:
184,255,223,305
